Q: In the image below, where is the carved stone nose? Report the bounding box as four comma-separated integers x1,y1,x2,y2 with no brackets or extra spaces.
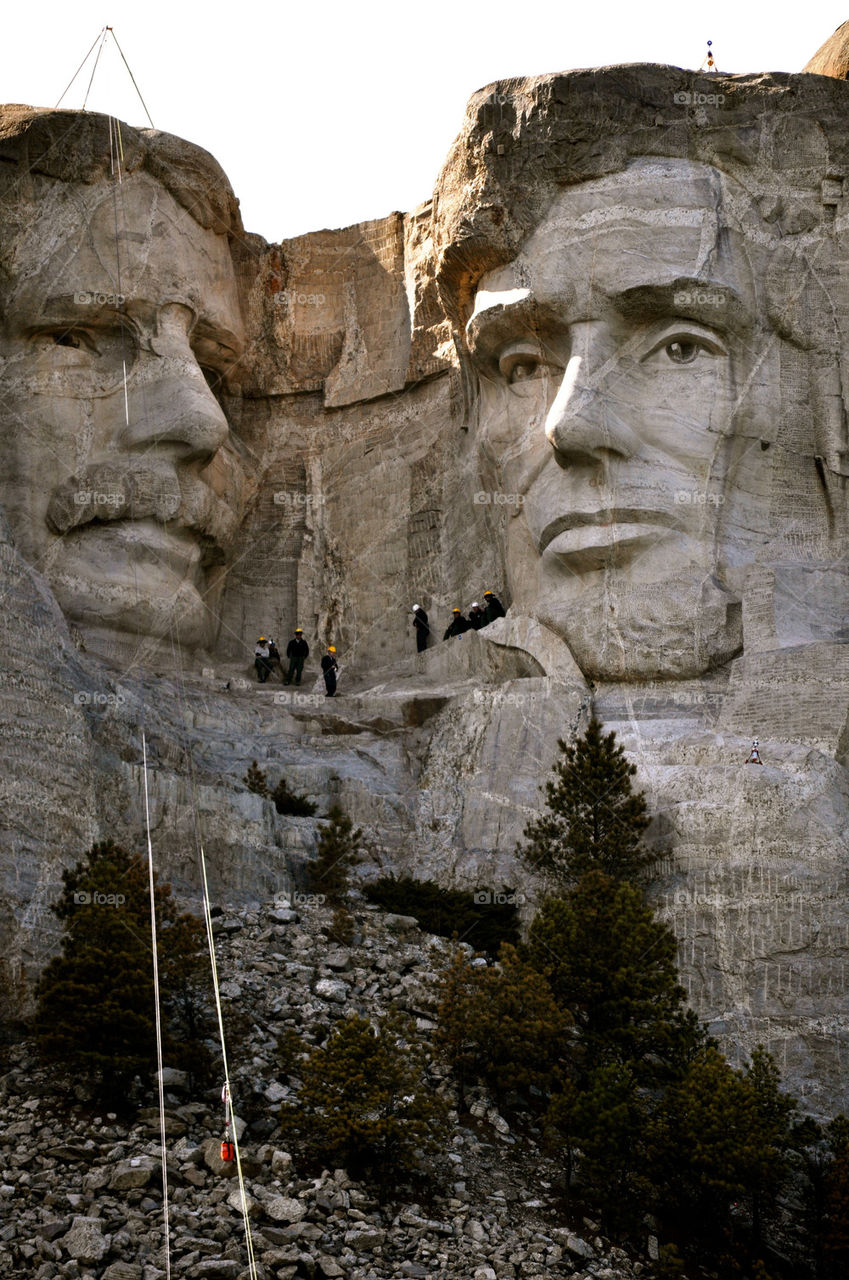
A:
544,325,640,466
118,364,229,463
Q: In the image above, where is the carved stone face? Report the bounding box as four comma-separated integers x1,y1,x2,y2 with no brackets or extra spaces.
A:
0,172,247,657
467,157,782,680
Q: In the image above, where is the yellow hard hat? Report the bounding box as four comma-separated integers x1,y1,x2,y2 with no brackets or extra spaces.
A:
328,645,336,652
295,627,303,632
484,589,493,596
452,608,461,613
258,636,266,642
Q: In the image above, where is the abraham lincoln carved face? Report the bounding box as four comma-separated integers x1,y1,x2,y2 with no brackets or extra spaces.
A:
437,71,849,683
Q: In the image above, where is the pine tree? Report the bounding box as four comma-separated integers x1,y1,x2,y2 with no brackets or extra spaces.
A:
366,875,520,955
159,910,216,1092
653,1244,687,1278
271,777,317,816
245,762,317,815
743,1045,797,1248
244,761,269,797
823,1115,849,1277
520,717,652,890
35,841,208,1106
279,1012,448,1192
327,906,355,945
433,946,481,1105
435,944,568,1109
526,871,696,1079
649,1044,796,1263
546,1060,650,1232
307,805,362,904
648,1045,749,1245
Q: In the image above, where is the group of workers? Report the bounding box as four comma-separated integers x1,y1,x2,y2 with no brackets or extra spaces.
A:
411,590,506,652
254,630,339,696
251,590,507,690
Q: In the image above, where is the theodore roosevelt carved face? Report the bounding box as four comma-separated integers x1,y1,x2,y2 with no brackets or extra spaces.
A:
0,112,248,660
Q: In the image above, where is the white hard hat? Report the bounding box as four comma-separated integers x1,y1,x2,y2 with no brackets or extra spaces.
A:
471,601,480,608
412,603,420,610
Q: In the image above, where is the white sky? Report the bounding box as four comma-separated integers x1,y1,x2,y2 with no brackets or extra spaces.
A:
4,1,847,243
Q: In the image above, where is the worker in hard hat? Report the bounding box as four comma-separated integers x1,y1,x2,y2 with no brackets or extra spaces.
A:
321,645,339,697
254,636,271,683
267,638,283,680
482,590,506,625
285,627,310,685
468,601,486,630
443,608,470,640
412,603,430,653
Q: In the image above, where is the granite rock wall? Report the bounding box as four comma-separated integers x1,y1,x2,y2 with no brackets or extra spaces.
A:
2,68,849,1114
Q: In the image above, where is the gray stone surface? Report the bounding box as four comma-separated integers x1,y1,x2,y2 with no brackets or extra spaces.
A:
108,1157,157,1190
265,1195,308,1223
59,1215,111,1264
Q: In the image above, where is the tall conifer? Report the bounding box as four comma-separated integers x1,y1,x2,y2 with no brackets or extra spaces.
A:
520,717,652,889
35,841,207,1105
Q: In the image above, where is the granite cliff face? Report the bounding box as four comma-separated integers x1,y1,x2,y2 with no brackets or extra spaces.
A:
805,20,849,77
1,66,849,1113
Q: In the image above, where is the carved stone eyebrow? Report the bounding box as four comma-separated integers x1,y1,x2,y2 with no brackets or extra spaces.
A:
614,281,752,333
192,319,244,361
466,292,567,359
36,295,128,320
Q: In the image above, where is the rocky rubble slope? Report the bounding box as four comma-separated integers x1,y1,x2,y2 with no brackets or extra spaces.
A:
0,897,665,1280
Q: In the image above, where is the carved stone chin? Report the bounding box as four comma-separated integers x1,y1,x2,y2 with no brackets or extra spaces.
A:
536,572,744,682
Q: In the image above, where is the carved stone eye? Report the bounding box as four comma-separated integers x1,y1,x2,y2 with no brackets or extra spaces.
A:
510,360,538,382
54,332,81,349
666,340,699,364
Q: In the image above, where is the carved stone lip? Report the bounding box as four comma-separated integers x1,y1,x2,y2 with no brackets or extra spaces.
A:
539,507,681,555
543,522,672,570
69,518,204,582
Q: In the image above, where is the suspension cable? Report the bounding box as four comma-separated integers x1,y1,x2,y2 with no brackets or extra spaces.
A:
200,849,259,1279
54,26,155,128
82,27,110,112
55,28,104,109
108,27,156,128
143,731,172,1280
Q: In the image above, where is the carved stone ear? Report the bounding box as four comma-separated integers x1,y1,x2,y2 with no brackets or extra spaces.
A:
695,576,744,673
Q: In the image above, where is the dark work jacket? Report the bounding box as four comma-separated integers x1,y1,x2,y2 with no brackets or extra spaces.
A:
483,595,506,624
468,608,486,630
413,608,430,635
321,654,338,673
287,638,309,659
443,615,471,640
